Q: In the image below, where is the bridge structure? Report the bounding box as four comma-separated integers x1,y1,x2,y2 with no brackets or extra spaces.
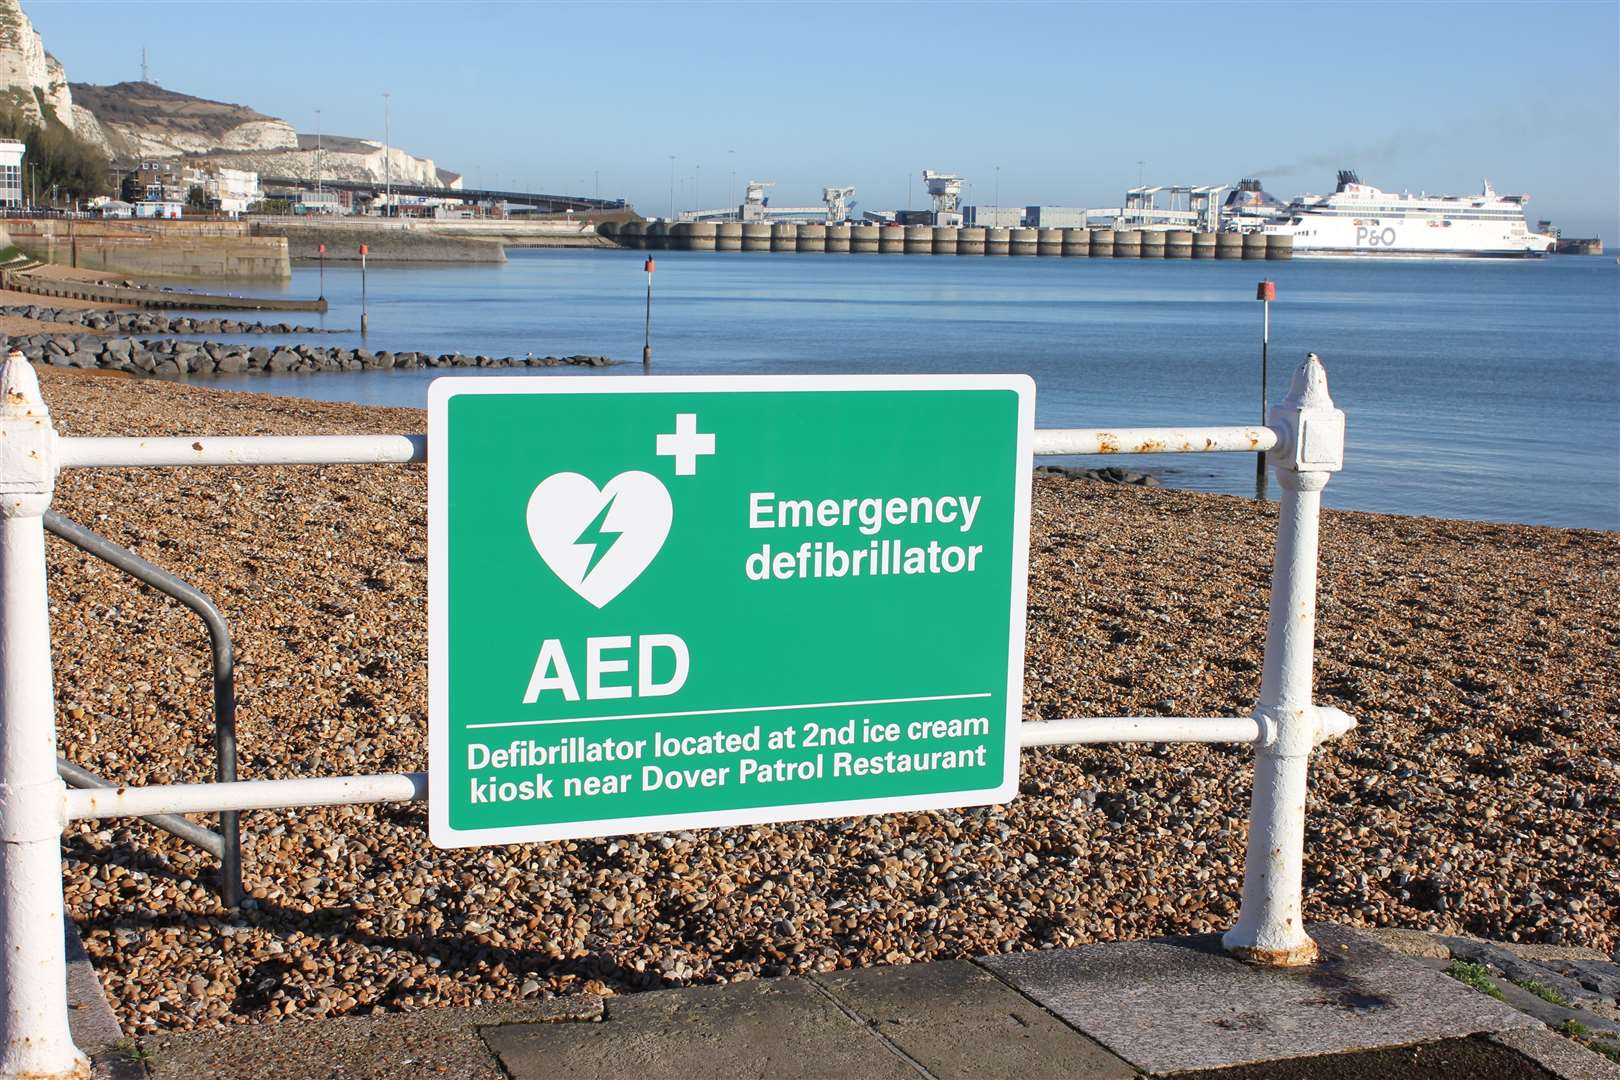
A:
260,175,627,213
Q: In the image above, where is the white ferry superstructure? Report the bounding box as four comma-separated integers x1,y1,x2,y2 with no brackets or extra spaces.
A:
1259,171,1553,258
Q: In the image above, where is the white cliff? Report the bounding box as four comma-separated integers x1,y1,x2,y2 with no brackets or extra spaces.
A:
0,0,77,129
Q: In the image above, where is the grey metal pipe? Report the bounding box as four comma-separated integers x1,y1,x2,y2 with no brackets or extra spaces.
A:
56,759,224,858
42,512,242,908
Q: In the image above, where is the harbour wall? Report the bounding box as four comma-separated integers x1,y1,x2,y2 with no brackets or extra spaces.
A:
8,219,291,279
602,222,1293,260
251,220,507,263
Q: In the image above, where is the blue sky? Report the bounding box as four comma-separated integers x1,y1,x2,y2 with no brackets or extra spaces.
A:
28,0,1620,238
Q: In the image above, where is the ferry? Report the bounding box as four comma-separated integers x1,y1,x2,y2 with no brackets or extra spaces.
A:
1259,171,1554,258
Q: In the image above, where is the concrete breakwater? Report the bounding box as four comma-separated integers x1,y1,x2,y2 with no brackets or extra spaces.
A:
14,335,617,376
0,305,335,336
0,270,327,312
603,222,1294,260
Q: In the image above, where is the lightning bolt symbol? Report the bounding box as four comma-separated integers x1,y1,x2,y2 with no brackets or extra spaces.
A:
574,494,624,579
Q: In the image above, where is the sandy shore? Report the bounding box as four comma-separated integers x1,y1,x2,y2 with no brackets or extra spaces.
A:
33,367,1618,1033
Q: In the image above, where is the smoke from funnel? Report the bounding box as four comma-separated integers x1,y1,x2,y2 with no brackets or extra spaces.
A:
1246,132,1423,181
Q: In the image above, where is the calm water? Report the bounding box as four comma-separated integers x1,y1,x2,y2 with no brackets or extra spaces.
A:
197,250,1619,529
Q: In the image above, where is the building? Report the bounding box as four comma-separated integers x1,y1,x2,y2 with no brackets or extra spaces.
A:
210,168,261,216
175,166,262,216
0,140,25,208
1024,206,1090,228
296,190,343,215
134,200,183,220
963,206,1024,229
88,196,134,218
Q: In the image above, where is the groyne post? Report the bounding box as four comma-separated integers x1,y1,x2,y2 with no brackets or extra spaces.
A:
0,352,89,1079
1223,353,1346,967
643,257,655,366
1255,280,1275,498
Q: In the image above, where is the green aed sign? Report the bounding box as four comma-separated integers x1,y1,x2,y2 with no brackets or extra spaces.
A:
428,375,1033,848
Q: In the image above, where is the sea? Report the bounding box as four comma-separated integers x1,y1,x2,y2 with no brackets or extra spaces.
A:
197,250,1618,530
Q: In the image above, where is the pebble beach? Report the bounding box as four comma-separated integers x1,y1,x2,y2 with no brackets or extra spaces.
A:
36,367,1618,1033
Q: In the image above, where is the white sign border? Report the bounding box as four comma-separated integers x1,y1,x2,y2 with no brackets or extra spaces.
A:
428,373,1035,849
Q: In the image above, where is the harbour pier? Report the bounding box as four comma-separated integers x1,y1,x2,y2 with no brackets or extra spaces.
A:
601,221,1294,260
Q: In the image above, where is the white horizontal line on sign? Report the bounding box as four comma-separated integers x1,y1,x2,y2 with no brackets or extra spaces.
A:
467,692,995,731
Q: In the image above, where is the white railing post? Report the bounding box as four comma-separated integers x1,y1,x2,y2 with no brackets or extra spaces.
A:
0,352,86,1079
1223,353,1346,967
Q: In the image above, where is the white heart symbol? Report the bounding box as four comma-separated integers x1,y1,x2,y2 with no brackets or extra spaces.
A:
526,471,672,608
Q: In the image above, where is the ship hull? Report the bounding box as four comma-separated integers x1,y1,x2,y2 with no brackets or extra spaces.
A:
1290,248,1549,259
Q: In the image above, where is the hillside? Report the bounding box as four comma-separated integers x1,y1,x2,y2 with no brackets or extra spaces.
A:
69,80,296,159
67,81,449,188
0,0,453,188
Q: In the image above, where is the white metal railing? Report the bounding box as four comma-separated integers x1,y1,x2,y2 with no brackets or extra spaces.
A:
0,352,1348,1078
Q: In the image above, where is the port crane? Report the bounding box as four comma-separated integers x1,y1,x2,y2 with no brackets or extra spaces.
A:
822,186,856,223
922,171,965,224
680,179,858,223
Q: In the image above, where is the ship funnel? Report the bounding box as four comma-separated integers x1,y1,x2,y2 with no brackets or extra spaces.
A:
1335,169,1360,190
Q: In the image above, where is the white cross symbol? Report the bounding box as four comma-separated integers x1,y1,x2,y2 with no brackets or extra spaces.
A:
655,413,715,476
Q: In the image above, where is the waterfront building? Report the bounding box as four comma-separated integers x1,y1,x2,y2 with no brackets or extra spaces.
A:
1025,206,1090,228
964,205,1024,228
134,199,183,219
297,190,343,215
210,168,261,216
0,140,23,207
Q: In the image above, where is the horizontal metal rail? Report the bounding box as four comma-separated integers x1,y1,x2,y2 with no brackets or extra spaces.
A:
57,426,1275,469
1034,426,1277,456
64,772,429,821
1021,716,1260,746
56,759,224,858
58,434,427,469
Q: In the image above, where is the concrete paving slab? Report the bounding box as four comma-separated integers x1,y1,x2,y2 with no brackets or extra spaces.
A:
814,960,1135,1079
66,918,125,1056
980,924,1537,1075
142,994,600,1080
483,977,916,1080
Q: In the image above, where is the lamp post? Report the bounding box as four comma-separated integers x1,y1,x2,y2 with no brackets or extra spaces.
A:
314,108,323,198
382,91,392,216
667,155,676,220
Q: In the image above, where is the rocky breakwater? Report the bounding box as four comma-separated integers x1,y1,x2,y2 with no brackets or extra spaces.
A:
0,304,333,336
14,334,617,376
1035,464,1160,487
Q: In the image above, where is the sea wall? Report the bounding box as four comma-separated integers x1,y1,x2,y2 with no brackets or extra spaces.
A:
251,221,506,263
7,220,291,279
